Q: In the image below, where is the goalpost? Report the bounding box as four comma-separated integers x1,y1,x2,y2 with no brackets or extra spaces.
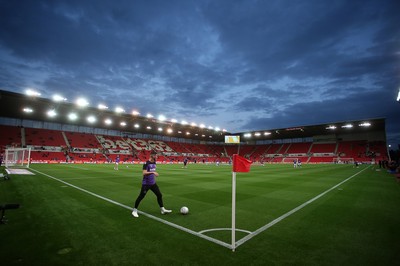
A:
5,147,31,168
333,157,354,164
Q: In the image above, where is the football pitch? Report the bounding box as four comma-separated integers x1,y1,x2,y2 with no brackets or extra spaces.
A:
1,163,400,265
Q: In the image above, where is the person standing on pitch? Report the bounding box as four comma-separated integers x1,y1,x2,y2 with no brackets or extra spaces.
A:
132,154,172,218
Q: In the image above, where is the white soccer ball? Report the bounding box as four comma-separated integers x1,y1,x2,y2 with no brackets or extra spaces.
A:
180,206,189,215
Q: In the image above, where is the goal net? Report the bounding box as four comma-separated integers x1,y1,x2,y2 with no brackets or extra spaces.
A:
333,157,354,164
5,148,31,168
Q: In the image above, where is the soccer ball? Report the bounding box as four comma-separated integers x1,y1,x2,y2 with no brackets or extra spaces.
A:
180,206,189,215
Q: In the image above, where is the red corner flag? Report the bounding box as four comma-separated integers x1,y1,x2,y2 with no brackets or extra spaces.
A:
233,154,252,173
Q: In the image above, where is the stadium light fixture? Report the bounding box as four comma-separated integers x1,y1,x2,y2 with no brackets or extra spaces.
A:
326,125,337,130
178,131,182,134
222,129,227,132
158,115,166,122
264,132,271,135
191,122,197,127
146,113,154,118
397,88,400,102
68,113,78,121
104,118,112,125
170,118,178,123
215,127,221,131
25,89,41,97
359,122,371,127
120,122,127,126
186,132,191,135
208,126,213,130
167,128,173,133
181,120,188,125
254,132,261,136
23,107,33,113
244,133,252,138
134,124,140,128
199,124,206,128
98,104,109,110
202,134,206,137
146,126,152,129
158,127,163,132
87,115,96,123
115,107,125,113
341,124,353,128
47,109,57,117
76,98,89,107
132,110,140,116
52,94,67,102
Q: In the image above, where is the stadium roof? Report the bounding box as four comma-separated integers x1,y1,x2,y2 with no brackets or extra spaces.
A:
0,90,386,142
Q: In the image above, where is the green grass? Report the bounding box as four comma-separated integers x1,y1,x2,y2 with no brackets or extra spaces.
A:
1,163,400,265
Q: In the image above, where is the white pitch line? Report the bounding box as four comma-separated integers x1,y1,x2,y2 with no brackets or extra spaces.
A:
29,168,232,249
235,165,371,248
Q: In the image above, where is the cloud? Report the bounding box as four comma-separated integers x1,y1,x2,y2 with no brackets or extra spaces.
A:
0,0,399,146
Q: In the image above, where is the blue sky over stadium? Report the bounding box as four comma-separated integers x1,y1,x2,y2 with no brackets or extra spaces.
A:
0,0,399,147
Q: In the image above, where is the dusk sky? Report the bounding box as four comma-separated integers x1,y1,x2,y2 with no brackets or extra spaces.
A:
1,0,399,147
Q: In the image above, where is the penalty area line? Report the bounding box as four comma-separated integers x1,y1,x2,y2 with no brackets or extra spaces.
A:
235,165,371,248
30,168,232,250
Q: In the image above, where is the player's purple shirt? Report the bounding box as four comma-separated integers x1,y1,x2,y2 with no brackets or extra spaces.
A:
116,157,120,163
142,160,157,185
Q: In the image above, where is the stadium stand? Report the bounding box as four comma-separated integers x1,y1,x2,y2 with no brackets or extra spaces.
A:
0,125,22,152
0,125,389,165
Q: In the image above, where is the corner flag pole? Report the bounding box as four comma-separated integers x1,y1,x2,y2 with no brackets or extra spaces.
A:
231,170,236,251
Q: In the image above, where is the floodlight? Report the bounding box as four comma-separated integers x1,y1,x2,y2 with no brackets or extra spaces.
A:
191,122,197,127
115,107,125,113
146,126,152,129
181,120,188,125
158,127,163,132
186,132,191,135
170,119,178,123
359,122,371,127
215,127,220,131
23,107,33,113
178,131,182,134
87,116,96,123
76,98,89,107
146,113,154,118
202,134,206,137
98,104,109,110
264,132,271,135
397,88,400,102
244,133,252,138
120,122,127,126
105,119,112,125
167,128,173,133
208,126,213,130
26,89,41,97
158,115,166,121
68,113,78,120
134,124,140,128
341,124,353,128
199,124,206,128
254,132,261,136
195,133,199,136
47,110,57,117
52,94,66,102
132,110,140,116
326,125,337,130
222,129,227,132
